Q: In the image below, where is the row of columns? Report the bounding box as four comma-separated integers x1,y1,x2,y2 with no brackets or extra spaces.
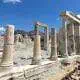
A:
31,20,80,65
0,20,79,66
32,19,80,65
0,24,58,67
62,18,80,56
32,23,58,64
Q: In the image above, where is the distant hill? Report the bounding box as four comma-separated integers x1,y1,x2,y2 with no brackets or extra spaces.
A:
14,29,45,40
28,30,45,40
14,30,28,37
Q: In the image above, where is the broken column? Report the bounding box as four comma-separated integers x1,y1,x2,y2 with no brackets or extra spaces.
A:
0,25,14,67
62,19,68,57
50,28,57,60
32,24,41,65
71,23,76,55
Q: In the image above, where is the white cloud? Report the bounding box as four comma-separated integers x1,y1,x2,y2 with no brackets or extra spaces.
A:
3,0,22,4
0,27,5,32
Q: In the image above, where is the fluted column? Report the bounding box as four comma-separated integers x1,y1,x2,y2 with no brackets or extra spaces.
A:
62,19,68,57
0,25,14,67
71,23,76,55
78,24,80,54
32,25,41,65
44,27,49,52
50,28,57,60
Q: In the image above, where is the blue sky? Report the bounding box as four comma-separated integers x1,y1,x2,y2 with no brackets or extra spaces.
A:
0,0,80,31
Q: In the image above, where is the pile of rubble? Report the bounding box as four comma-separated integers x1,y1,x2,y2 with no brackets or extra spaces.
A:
62,64,80,80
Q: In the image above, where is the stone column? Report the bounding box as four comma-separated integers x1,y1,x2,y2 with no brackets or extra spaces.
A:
62,19,68,57
0,25,14,67
50,28,57,60
44,27,49,51
71,23,76,55
32,25,41,65
78,24,80,54
79,25,80,41
15,34,19,43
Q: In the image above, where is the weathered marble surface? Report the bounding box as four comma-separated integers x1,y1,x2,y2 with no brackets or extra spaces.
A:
0,56,78,80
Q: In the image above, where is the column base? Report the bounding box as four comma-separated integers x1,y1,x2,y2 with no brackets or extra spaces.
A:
61,58,72,66
49,57,58,61
62,54,68,58
71,52,76,56
0,62,13,67
31,59,41,65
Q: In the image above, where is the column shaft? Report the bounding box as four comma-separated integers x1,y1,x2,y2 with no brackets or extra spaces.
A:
78,24,80,54
32,25,41,65
62,19,68,57
50,28,57,60
44,27,49,52
0,25,14,67
71,23,76,55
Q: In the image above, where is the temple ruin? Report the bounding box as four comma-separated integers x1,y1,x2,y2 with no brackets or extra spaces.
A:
0,11,80,80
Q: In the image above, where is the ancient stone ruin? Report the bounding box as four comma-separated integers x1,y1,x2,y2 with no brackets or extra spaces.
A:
0,11,80,80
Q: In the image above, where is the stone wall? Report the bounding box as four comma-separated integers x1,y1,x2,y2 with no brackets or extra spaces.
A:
0,56,77,80
0,61,61,80
0,58,77,80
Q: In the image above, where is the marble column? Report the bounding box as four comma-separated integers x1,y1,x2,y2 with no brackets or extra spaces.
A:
71,23,76,55
78,24,80,54
44,27,49,51
0,25,14,67
62,19,68,57
15,34,19,43
50,28,57,60
32,25,41,65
